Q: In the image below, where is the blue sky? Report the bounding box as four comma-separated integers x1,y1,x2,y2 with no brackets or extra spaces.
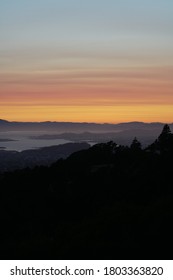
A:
0,0,173,122
1,0,173,50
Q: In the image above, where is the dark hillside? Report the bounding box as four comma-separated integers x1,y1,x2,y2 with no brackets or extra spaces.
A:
0,142,90,172
0,125,173,259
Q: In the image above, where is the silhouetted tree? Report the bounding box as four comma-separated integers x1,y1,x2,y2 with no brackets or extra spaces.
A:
158,124,171,142
146,124,173,154
130,137,142,151
157,124,173,153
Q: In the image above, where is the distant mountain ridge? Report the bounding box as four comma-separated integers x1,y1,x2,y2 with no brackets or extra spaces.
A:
0,119,173,132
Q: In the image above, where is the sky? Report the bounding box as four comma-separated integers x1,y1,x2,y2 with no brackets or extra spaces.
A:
0,0,173,123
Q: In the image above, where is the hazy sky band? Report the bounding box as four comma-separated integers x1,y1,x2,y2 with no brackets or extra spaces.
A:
1,0,173,122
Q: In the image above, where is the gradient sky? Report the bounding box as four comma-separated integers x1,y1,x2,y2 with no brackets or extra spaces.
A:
1,0,173,123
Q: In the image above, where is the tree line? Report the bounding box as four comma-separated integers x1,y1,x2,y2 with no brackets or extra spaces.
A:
0,124,173,259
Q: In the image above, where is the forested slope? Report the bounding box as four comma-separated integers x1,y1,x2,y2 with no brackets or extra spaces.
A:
0,125,173,259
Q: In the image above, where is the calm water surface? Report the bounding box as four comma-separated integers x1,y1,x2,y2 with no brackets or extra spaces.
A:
0,131,71,151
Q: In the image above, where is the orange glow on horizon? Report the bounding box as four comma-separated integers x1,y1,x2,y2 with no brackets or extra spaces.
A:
1,1,173,125
1,66,173,123
1,105,173,124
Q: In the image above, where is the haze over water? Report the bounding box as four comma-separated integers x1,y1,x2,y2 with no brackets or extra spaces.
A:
0,131,71,151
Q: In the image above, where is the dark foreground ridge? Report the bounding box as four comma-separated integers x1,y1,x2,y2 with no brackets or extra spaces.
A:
0,142,90,173
0,124,173,259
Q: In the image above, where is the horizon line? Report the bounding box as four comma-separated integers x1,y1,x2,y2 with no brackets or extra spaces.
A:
0,119,172,125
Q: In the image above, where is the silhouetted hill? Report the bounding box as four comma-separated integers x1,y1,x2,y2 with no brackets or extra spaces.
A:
31,128,161,147
0,125,173,259
0,142,90,172
1,119,173,148
0,119,116,132
1,119,173,132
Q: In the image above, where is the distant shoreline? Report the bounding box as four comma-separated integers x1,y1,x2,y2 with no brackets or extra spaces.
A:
0,138,17,142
